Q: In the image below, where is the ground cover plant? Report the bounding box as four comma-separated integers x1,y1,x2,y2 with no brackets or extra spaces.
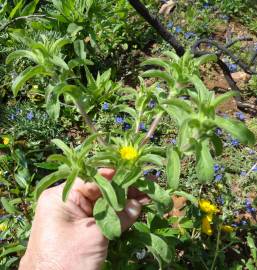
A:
0,0,257,269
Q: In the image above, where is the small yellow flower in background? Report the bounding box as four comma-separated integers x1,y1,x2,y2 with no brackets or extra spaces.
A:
221,225,234,233
2,137,10,145
199,199,219,214
0,223,8,232
119,146,138,161
206,213,213,222
217,183,223,190
202,215,213,236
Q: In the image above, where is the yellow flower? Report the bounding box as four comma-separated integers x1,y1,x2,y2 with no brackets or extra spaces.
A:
2,137,10,145
199,199,219,214
119,146,138,161
202,215,213,236
0,223,7,232
206,213,213,222
221,225,234,233
217,183,223,190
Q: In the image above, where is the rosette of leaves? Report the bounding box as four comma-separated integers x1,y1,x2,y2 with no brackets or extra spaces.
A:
141,50,256,186
36,132,172,243
6,32,120,120
116,77,161,132
50,0,95,23
141,50,217,96
90,134,173,239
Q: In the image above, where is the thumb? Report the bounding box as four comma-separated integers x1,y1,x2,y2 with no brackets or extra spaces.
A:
118,199,142,232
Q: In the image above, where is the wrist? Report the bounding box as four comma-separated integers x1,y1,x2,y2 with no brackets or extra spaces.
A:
19,254,64,270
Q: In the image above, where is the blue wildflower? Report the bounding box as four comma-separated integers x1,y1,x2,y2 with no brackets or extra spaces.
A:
241,220,247,225
214,164,220,172
27,111,34,120
231,223,238,227
203,3,210,9
248,149,255,155
144,170,152,175
240,171,247,176
102,102,109,111
231,139,239,147
115,116,124,124
215,174,222,181
219,14,230,21
228,63,237,73
215,128,222,136
184,32,195,39
245,198,251,206
148,100,156,109
16,108,21,115
171,139,177,145
123,123,131,130
167,21,173,29
235,112,245,121
175,26,182,33
253,167,257,172
10,114,15,120
216,196,224,205
156,171,161,177
139,122,146,131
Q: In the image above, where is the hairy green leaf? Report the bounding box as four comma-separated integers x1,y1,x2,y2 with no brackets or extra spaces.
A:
215,116,256,146
94,198,121,240
167,147,180,190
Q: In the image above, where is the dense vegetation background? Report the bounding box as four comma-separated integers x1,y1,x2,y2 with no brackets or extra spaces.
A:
0,1,257,269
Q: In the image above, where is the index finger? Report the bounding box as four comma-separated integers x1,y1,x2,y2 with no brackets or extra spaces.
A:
71,168,115,202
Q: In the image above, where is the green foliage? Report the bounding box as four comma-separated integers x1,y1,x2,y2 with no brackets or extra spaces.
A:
1,0,257,269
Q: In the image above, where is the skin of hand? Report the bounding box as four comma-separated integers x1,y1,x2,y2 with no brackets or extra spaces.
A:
19,168,145,270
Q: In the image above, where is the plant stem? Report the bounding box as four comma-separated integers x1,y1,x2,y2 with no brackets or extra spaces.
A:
75,100,106,145
141,112,163,145
210,227,221,270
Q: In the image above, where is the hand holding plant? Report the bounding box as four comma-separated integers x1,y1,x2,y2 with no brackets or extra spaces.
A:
19,168,143,270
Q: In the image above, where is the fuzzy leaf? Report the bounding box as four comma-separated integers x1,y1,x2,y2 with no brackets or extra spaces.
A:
94,174,125,211
195,140,214,182
12,65,47,97
94,198,121,240
167,147,180,190
35,166,70,199
215,116,256,146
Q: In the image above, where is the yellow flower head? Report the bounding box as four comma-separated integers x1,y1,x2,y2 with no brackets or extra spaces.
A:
199,199,219,214
0,223,7,232
2,137,10,145
119,146,138,161
202,215,213,236
221,225,234,233
217,183,223,190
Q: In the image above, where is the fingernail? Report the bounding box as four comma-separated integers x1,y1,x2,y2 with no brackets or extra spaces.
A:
125,199,141,218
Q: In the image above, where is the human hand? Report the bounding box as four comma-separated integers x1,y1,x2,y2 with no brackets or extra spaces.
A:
19,168,143,270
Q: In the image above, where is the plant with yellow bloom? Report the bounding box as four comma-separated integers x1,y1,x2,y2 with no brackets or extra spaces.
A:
119,145,138,161
201,215,213,236
221,225,234,233
0,223,8,232
199,199,219,214
2,136,10,145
